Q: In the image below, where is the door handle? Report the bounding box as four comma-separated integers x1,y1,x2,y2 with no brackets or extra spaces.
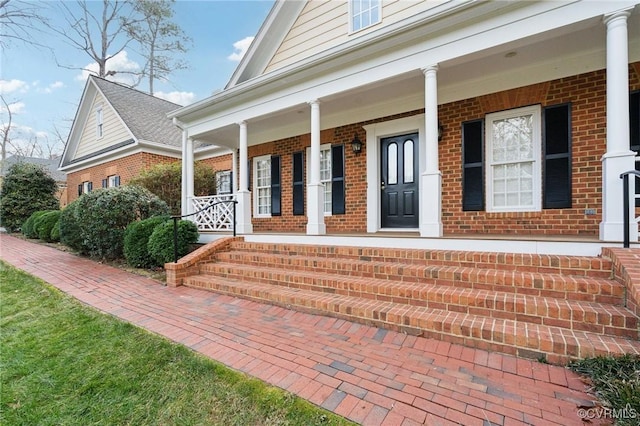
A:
381,181,385,190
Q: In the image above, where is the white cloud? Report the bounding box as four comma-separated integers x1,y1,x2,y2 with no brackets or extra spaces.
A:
76,51,141,86
227,36,254,62
155,91,195,106
36,81,65,94
0,79,29,95
0,101,26,115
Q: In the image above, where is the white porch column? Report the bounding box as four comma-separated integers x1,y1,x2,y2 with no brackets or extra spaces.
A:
420,65,443,237
180,129,189,216
185,137,195,216
600,10,636,242
231,149,238,194
307,99,326,235
236,120,253,234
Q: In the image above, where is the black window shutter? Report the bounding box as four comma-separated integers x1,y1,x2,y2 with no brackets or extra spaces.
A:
229,171,233,193
630,91,639,206
88,182,93,192
462,120,484,211
115,175,121,187
271,155,281,216
331,144,345,214
78,184,82,196
293,152,304,215
102,179,107,188
543,103,572,209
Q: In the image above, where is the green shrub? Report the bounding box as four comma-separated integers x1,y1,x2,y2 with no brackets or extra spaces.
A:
35,210,62,242
129,162,218,215
22,211,48,239
59,200,84,253
50,220,61,243
147,220,199,265
124,216,170,268
0,162,59,232
72,186,169,260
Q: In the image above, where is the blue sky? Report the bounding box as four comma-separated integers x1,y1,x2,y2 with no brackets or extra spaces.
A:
0,0,275,158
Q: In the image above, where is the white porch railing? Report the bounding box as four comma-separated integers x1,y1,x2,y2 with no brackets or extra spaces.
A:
190,195,236,232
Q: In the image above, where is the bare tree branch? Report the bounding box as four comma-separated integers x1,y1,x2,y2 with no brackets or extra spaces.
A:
49,0,139,79
126,0,190,95
0,0,49,49
0,94,12,166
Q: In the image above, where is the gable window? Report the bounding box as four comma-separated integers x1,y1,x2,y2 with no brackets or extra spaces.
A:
350,0,381,32
485,105,541,212
96,106,103,138
216,170,232,195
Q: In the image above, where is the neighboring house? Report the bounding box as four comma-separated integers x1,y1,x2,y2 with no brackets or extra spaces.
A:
59,75,232,205
1,155,67,207
169,0,640,250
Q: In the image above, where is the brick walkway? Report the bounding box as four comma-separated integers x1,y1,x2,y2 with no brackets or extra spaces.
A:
1,234,606,426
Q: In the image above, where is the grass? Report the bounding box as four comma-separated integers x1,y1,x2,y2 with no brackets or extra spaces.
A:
569,354,640,426
0,261,355,426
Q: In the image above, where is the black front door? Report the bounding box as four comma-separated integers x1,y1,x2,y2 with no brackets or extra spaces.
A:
381,133,419,228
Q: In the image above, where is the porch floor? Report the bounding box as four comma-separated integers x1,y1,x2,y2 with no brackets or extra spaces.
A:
199,231,626,257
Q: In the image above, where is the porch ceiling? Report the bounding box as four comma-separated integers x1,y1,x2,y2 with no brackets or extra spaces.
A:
193,11,639,150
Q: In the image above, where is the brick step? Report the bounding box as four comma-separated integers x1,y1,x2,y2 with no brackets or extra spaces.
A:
228,241,613,278
212,251,624,304
200,262,637,338
183,274,640,364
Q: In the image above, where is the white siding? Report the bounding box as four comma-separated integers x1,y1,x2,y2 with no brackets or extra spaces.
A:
265,0,435,73
74,92,131,159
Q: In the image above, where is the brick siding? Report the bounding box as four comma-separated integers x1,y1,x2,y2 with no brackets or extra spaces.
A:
66,152,179,204
243,63,640,236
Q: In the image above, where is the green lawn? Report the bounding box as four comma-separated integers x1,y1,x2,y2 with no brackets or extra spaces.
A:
0,261,354,426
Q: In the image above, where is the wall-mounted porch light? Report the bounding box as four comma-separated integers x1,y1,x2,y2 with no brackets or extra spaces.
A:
438,122,444,141
351,132,363,154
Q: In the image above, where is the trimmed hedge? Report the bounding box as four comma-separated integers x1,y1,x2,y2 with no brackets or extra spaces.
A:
59,186,169,259
22,211,49,239
59,200,84,253
35,210,62,242
147,220,199,265
123,216,169,268
50,220,61,242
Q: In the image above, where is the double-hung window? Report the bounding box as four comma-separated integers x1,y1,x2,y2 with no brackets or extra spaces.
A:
251,155,281,216
350,0,381,32
216,170,232,195
485,105,541,212
304,144,346,216
463,103,571,212
78,181,93,196
320,146,332,214
254,155,271,217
